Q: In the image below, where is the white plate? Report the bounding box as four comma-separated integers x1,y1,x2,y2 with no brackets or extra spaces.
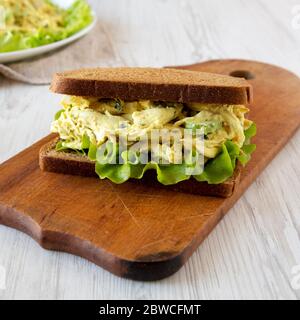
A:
0,10,96,64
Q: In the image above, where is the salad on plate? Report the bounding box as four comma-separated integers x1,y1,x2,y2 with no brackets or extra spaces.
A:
0,0,93,53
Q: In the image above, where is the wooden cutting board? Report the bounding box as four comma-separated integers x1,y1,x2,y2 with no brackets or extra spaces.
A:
0,60,300,281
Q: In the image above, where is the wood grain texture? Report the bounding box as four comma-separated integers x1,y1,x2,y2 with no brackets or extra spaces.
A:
0,59,299,281
0,0,300,299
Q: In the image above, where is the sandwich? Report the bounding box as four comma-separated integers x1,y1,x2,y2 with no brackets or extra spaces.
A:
39,67,256,197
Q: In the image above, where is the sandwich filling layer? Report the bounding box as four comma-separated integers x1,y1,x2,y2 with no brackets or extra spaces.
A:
51,96,256,185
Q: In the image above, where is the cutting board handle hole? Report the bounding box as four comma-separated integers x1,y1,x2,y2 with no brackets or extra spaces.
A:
229,70,255,80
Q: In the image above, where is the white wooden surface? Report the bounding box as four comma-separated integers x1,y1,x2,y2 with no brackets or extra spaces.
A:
1,0,300,300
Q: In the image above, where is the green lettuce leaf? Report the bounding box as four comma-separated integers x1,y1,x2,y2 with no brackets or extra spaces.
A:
238,143,256,165
237,123,257,165
55,140,85,155
56,122,257,185
64,0,93,36
81,133,91,149
54,109,64,120
244,122,257,141
95,161,191,185
194,141,240,184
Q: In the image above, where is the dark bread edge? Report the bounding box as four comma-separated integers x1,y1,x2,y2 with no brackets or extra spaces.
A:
39,138,241,198
50,75,252,105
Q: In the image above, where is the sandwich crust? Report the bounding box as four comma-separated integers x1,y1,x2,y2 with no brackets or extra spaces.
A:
50,67,252,105
39,138,241,198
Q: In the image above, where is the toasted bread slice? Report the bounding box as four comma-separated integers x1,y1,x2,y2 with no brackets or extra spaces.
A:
39,138,241,198
50,67,252,105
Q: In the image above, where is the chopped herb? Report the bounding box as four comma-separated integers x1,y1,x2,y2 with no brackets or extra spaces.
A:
114,99,123,111
98,98,124,112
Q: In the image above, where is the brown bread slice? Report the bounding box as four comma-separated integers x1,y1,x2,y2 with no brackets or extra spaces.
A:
50,67,252,105
39,138,241,198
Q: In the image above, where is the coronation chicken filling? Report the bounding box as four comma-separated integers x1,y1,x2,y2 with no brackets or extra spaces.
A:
51,96,253,163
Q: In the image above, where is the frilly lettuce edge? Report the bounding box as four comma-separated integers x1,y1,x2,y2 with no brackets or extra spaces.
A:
55,122,256,185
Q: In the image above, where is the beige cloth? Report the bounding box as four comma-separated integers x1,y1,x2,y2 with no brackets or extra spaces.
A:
0,1,117,85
